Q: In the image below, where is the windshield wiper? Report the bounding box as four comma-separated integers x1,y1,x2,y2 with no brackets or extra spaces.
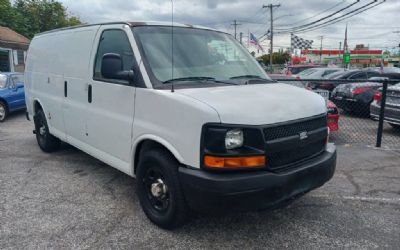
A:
163,76,216,84
230,75,276,84
163,76,238,85
230,74,264,79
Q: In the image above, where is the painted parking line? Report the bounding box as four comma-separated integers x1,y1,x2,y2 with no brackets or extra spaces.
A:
310,194,400,204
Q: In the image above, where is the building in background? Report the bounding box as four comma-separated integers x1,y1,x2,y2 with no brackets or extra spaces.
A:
0,26,30,72
301,44,385,67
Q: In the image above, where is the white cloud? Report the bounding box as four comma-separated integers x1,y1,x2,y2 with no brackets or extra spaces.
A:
60,0,400,52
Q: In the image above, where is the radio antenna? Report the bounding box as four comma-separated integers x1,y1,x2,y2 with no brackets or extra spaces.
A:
171,0,175,92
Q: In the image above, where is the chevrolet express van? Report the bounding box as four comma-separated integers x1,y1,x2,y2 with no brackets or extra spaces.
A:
25,22,336,229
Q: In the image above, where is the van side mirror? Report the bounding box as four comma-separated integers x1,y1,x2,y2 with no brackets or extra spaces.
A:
101,53,134,82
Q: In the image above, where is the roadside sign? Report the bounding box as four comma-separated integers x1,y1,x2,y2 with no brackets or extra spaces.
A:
343,53,351,64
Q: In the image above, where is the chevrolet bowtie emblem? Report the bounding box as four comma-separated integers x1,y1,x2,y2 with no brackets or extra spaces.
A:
299,131,308,140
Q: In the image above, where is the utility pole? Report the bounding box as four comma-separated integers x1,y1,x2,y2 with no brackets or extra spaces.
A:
318,36,323,63
239,32,243,44
394,31,400,56
263,3,280,72
231,20,241,40
339,41,342,65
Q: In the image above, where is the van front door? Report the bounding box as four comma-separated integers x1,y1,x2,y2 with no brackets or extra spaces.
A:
87,26,137,172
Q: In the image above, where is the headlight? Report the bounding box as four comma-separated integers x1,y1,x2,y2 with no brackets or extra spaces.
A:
225,129,244,149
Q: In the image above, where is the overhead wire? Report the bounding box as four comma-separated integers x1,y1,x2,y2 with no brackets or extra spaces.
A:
275,0,361,31
277,0,346,28
279,0,385,34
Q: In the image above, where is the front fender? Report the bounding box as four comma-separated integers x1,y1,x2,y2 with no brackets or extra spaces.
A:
131,134,185,176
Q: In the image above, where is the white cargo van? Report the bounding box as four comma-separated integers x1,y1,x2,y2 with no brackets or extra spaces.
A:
25,21,336,229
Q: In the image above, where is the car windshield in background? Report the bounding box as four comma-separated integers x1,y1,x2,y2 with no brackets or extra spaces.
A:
133,26,270,85
11,75,24,84
326,70,354,79
0,74,7,88
297,68,318,76
289,67,311,74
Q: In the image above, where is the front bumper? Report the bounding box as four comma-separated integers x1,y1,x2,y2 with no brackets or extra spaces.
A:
179,144,336,213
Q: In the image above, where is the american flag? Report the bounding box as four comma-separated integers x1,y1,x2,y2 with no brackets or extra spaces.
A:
249,33,264,52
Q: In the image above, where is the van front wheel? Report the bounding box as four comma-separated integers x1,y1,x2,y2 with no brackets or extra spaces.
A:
34,109,60,152
136,148,189,229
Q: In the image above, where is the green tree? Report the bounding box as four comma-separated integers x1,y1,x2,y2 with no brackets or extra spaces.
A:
0,0,25,33
258,51,291,65
1,0,81,39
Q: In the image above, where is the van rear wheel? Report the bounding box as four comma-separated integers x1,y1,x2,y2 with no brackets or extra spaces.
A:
136,148,189,229
34,109,61,152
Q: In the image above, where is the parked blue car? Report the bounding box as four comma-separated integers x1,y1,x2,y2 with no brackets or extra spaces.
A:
0,73,26,122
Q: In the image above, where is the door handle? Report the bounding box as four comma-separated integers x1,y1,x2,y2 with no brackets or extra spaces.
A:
88,84,92,103
64,81,67,97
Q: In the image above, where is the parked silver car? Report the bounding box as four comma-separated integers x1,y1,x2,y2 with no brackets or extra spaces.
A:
370,82,400,129
293,67,344,79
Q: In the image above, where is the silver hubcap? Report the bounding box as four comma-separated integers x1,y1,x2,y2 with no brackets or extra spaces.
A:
0,105,5,120
39,125,46,136
150,179,168,198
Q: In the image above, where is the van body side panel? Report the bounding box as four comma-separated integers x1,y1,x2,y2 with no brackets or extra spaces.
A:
25,34,67,139
132,88,220,170
61,28,99,145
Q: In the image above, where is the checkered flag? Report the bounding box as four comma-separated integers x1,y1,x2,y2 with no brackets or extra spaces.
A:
291,33,313,49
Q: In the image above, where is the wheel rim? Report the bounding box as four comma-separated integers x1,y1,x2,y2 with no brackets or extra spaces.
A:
0,104,5,120
142,167,170,214
36,115,47,145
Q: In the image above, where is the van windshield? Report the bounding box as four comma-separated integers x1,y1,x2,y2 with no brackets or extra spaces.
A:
133,26,270,86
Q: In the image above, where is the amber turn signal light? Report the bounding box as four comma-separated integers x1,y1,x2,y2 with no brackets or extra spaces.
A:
204,155,266,169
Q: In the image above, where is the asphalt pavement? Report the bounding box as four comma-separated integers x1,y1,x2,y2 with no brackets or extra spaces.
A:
330,111,400,148
1,111,400,249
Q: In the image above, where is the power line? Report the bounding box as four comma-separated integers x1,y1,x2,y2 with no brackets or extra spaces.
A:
276,0,360,31
281,0,385,34
278,0,346,28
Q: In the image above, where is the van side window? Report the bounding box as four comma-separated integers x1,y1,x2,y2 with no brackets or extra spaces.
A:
94,29,134,83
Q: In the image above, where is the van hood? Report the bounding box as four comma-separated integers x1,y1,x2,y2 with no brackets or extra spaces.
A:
177,83,326,125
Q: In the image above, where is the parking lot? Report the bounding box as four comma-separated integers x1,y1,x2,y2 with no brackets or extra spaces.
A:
330,112,400,148
0,111,399,249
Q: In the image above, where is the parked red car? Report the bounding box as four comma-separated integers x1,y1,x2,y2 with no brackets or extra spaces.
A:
327,100,339,132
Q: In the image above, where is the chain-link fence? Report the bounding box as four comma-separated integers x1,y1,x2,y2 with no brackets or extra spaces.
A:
275,78,400,149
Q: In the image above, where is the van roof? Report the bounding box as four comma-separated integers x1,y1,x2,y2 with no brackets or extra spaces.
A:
37,21,219,36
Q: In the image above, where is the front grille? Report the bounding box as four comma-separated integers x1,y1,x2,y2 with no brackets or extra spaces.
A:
263,116,327,141
267,140,325,170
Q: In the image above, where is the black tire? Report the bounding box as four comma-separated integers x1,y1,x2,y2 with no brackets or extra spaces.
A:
0,101,8,122
389,123,400,130
136,148,189,229
34,109,61,152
